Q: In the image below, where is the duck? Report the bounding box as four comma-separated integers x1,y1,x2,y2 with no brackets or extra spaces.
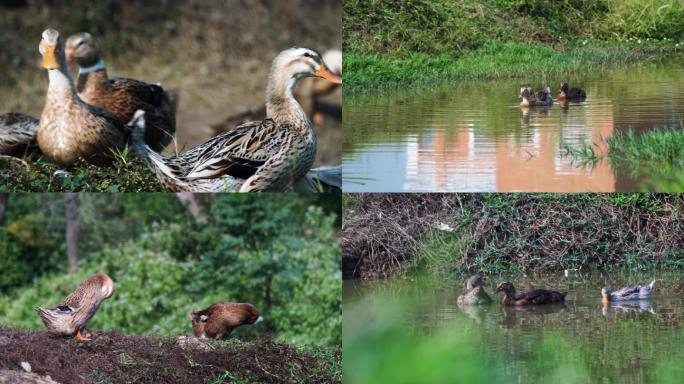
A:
601,280,656,303
557,82,586,101
65,32,176,152
36,273,114,341
189,302,261,339
494,281,566,306
128,46,342,192
457,274,492,305
37,29,129,166
0,112,39,157
519,86,553,107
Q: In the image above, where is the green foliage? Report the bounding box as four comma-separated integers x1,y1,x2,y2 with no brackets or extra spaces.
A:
344,295,509,384
0,194,341,347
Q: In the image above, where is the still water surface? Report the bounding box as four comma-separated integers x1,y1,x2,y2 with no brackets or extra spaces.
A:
343,274,684,383
343,59,684,192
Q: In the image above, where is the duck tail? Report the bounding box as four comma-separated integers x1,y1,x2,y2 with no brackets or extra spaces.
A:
36,307,55,328
127,109,152,157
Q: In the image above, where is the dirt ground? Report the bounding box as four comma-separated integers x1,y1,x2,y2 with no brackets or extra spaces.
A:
0,329,341,384
0,0,341,166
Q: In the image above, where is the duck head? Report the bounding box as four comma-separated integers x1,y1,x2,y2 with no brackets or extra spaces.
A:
466,274,486,290
494,281,516,295
559,82,569,96
39,28,66,70
65,32,101,69
97,273,115,300
271,46,342,86
601,287,610,303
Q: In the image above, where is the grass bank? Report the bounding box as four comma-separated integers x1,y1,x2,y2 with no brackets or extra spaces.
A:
563,126,684,191
343,0,684,92
0,329,341,384
342,193,684,279
0,155,158,192
345,40,681,92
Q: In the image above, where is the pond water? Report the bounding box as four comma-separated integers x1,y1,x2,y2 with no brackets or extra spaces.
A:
343,274,684,383
343,58,684,192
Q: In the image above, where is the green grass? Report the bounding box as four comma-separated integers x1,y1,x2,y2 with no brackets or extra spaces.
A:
563,126,684,190
0,155,160,192
345,39,682,92
343,0,684,92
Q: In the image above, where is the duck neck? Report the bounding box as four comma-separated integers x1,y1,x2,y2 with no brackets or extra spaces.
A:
76,58,109,96
266,70,310,133
47,66,79,107
502,289,516,304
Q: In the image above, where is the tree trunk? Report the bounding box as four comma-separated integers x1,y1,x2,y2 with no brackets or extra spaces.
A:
65,193,80,274
175,193,208,222
0,193,7,226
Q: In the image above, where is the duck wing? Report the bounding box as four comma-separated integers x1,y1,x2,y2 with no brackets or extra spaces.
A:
517,289,565,304
611,285,640,299
179,119,286,181
109,77,167,107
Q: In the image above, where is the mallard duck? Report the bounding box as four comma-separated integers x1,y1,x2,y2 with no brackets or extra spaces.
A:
457,274,492,305
601,280,656,303
189,302,260,339
494,281,566,306
0,112,39,157
129,46,342,192
519,85,553,107
37,29,128,166
65,32,176,152
557,82,586,101
36,273,114,341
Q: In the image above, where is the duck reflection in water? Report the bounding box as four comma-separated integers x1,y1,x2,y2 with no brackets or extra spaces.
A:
499,303,567,330
602,300,655,317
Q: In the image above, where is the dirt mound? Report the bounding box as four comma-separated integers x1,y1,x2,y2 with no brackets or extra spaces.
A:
0,329,340,384
343,194,684,279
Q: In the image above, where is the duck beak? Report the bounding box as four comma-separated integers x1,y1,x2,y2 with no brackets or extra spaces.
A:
42,43,60,69
314,63,342,84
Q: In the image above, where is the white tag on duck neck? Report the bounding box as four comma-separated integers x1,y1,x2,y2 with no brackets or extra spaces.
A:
78,59,106,74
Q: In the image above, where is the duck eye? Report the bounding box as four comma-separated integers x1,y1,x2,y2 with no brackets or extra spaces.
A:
303,52,312,58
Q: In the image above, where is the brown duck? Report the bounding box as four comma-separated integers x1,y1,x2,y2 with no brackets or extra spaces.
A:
494,281,566,306
189,302,260,339
65,32,176,152
37,29,128,166
36,273,114,341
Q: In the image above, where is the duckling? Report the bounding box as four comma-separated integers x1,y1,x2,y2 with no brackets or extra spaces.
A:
189,302,260,339
519,87,553,107
65,32,176,152
0,112,39,157
557,82,586,101
36,273,114,341
494,281,566,306
129,46,342,192
37,29,128,166
601,280,656,303
457,274,492,305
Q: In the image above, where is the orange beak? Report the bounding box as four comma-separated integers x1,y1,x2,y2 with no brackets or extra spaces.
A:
42,44,60,69
314,63,342,84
